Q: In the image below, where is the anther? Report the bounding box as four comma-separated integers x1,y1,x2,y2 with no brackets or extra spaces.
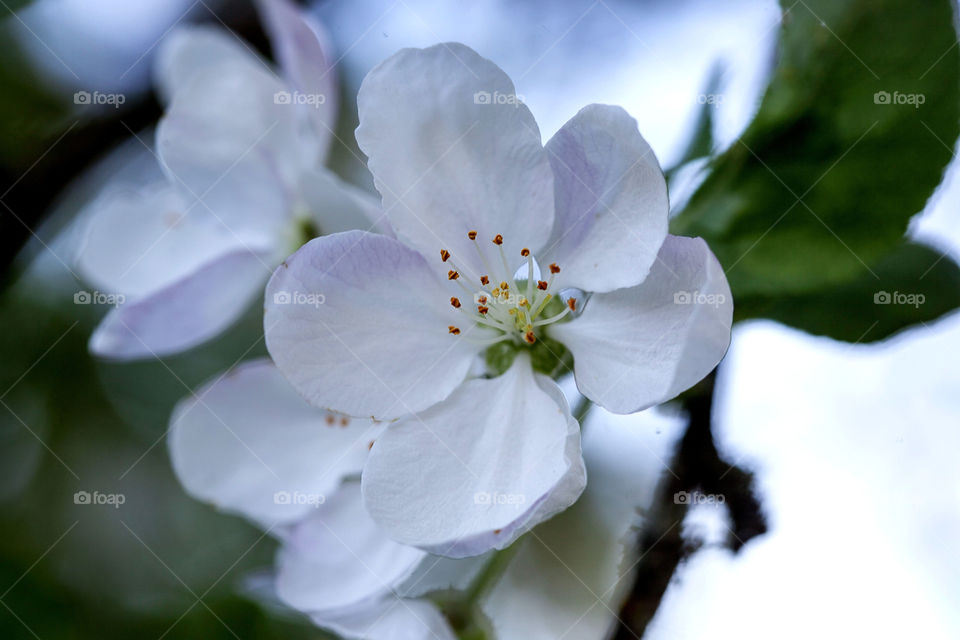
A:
340,416,350,427
440,249,450,262
567,298,577,311
537,280,548,290
448,270,460,280
500,281,509,290
480,275,490,286
477,296,488,304
549,263,561,274
468,230,478,240
448,326,461,335
520,248,530,257
450,297,461,308
478,306,489,315
524,331,536,344
325,414,335,426
492,234,504,245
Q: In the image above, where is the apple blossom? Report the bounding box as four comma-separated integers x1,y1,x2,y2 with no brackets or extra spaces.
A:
76,0,380,360
264,43,731,557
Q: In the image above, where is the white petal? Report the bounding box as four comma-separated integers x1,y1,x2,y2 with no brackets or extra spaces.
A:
551,235,732,413
89,248,271,360
355,43,554,279
254,0,338,158
276,482,426,613
361,355,586,558
297,166,389,236
76,182,254,298
156,56,304,241
396,553,492,599
264,230,478,420
481,408,683,640
312,597,456,640
169,359,381,527
541,104,668,293
154,25,259,104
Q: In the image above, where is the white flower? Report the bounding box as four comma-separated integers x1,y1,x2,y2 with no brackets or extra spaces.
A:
264,43,732,557
169,358,678,640
75,0,380,360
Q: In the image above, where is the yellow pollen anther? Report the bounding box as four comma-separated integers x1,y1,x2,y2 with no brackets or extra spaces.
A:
448,270,460,280
519,297,529,307
567,298,577,311
493,234,504,245
524,331,536,344
468,230,478,240
450,297,461,308
492,288,500,297
440,249,450,262
549,263,561,274
500,281,509,290
480,275,490,285
508,309,517,316
537,280,548,290
448,326,461,335
520,248,530,257
478,306,489,315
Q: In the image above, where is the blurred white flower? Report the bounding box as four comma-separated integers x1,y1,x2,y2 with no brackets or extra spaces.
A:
263,43,732,557
169,358,677,640
75,0,380,360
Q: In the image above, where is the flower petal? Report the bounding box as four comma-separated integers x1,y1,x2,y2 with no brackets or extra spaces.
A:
156,55,304,240
76,183,253,298
264,230,478,420
154,25,257,104
551,235,732,413
481,408,683,640
361,354,586,558
355,43,554,278
297,166,390,236
169,359,381,527
254,0,338,158
541,104,668,293
276,481,426,613
311,598,456,640
89,248,271,360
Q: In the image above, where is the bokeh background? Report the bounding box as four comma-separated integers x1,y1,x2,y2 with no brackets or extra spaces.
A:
1,0,958,638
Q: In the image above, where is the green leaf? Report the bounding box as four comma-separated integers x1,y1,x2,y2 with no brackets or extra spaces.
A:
671,0,960,297
666,62,723,178
734,242,960,342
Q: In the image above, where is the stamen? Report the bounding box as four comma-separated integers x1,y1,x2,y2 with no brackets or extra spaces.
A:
520,248,530,257
468,230,477,240
567,298,577,311
448,326,461,335
524,331,536,344
325,414,335,426
492,234,503,245
478,306,489,315
440,249,450,262
499,281,509,290
549,263,561,274
340,416,350,427
532,306,571,327
448,270,460,281
480,275,490,286
450,297,461,308
537,280,548,290
477,296,488,304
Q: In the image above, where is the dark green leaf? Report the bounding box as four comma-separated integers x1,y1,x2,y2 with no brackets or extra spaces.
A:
671,0,960,297
734,242,960,342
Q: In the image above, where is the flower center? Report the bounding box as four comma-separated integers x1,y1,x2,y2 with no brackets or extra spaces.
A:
441,231,576,350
